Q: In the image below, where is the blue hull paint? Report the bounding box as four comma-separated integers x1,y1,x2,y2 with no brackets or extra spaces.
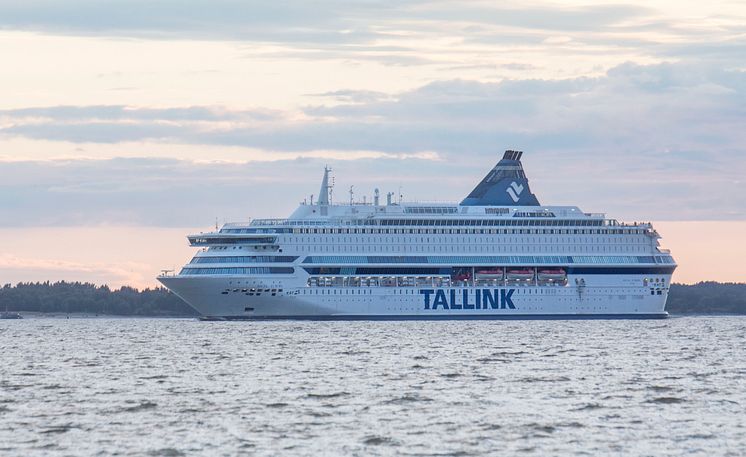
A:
206,313,669,321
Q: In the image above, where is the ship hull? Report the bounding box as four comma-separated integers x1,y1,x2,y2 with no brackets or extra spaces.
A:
202,314,667,321
158,274,671,320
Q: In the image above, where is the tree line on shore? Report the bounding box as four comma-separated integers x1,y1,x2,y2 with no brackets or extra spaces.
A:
0,281,197,316
1,281,745,316
665,282,746,315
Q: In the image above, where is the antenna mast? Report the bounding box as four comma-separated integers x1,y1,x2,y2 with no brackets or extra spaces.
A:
318,166,332,205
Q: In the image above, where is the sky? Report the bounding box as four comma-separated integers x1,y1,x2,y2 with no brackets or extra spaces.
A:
0,0,744,288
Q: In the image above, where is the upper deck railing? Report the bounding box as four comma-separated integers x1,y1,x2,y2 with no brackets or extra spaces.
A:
242,218,653,228
250,219,329,226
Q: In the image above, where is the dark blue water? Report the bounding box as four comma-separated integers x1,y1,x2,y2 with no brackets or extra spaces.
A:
1,316,745,456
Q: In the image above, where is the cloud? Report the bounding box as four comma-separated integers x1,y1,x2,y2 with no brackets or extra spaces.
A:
0,61,745,222
307,90,394,104
0,150,743,230
0,157,459,227
1,1,735,68
2,61,745,155
1,105,282,122
413,3,653,32
0,1,652,42
0,253,150,288
0,1,375,42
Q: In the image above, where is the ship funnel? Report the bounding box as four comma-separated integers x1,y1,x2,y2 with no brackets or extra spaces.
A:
460,150,540,206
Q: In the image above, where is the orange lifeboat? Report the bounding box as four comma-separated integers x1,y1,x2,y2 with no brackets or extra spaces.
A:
538,269,566,281
475,269,504,280
506,269,535,281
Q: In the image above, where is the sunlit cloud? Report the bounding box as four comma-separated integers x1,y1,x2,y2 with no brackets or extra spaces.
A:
2,62,745,153
1,61,744,161
0,227,204,288
0,254,150,288
0,59,744,223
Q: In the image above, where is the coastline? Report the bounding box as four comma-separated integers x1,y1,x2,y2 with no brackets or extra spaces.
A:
5,312,197,319
2,281,744,317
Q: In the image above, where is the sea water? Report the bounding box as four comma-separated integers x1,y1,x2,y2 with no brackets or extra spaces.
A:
1,316,744,456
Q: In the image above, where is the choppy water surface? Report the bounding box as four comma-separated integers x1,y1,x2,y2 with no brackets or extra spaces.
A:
1,317,745,456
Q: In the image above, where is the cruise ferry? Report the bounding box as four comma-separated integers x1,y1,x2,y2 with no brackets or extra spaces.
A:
158,151,676,319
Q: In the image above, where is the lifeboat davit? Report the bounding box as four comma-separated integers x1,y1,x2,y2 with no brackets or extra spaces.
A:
506,269,535,281
453,273,471,282
538,269,567,281
475,269,504,280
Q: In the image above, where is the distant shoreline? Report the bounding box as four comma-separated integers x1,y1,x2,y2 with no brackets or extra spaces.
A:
9,312,197,319
2,281,745,316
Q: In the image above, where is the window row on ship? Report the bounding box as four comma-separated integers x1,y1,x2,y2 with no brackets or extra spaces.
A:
225,218,646,232
224,226,647,235
177,266,674,276
204,244,653,254
280,244,651,253
187,254,674,265
206,240,653,253
298,228,644,235
282,236,646,244
301,255,675,265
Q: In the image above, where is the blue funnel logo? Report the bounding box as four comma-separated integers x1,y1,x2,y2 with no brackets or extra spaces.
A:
506,181,524,202
461,150,540,206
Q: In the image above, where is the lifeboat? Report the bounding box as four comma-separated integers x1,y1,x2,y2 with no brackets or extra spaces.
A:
475,269,504,280
538,269,567,281
506,269,535,281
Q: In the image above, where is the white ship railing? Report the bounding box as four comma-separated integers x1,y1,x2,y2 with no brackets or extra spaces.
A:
247,218,655,228
250,218,329,226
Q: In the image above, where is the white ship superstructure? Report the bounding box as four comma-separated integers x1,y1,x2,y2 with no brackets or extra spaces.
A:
158,151,676,319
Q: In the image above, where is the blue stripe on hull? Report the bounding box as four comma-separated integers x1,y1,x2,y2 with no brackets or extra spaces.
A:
204,313,669,321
